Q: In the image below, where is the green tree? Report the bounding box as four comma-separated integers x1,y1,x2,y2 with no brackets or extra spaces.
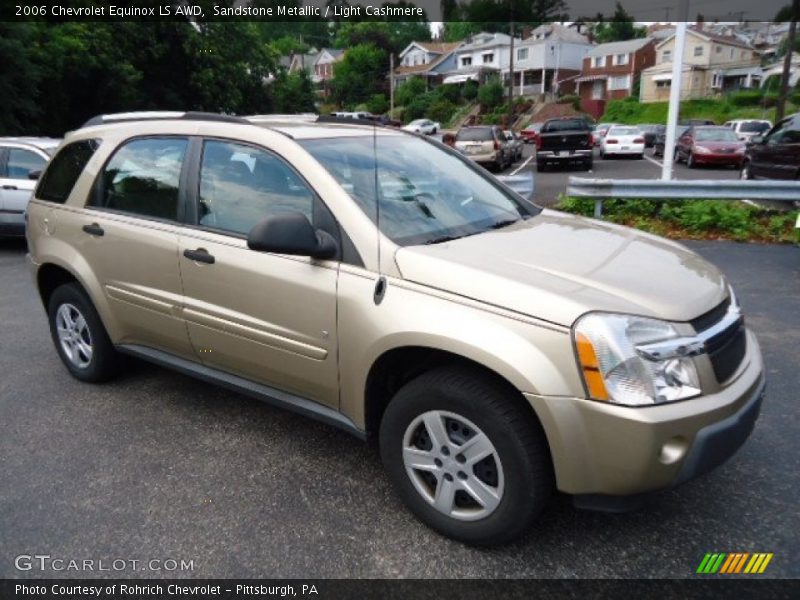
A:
0,23,41,134
331,43,387,106
272,71,316,113
478,80,505,109
591,3,647,43
367,94,390,114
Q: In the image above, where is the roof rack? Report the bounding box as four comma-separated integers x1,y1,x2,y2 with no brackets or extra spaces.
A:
80,111,248,128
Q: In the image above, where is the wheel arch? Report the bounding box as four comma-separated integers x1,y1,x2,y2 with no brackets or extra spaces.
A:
363,345,549,449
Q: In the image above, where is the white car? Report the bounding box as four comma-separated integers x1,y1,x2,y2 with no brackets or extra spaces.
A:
600,125,645,159
723,119,772,142
402,119,440,135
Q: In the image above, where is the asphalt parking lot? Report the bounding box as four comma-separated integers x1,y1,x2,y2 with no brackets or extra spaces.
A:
496,144,741,207
1,224,798,579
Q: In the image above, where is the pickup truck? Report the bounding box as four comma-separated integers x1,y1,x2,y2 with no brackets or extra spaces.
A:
536,117,593,171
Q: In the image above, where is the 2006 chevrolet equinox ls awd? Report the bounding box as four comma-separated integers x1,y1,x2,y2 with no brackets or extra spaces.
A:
27,112,765,545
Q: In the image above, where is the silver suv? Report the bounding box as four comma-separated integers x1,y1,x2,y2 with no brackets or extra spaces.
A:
27,112,765,545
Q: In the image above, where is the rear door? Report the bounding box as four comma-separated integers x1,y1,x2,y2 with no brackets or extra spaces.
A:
177,138,340,408
74,136,194,356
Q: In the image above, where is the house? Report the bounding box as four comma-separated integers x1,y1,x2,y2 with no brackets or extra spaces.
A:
575,38,656,118
392,41,463,89
313,48,344,84
761,52,800,89
443,32,519,85
509,23,593,96
640,26,761,103
287,51,318,77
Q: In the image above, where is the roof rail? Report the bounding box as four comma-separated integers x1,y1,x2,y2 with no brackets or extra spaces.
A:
245,114,318,124
315,115,390,128
81,111,249,128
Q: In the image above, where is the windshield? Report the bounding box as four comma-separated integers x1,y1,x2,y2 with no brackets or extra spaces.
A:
695,129,739,142
740,121,770,133
300,135,534,246
456,128,494,142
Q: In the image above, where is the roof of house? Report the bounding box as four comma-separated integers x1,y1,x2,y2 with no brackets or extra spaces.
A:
415,41,462,54
586,38,653,58
457,32,517,52
524,23,590,45
316,48,344,63
657,27,755,51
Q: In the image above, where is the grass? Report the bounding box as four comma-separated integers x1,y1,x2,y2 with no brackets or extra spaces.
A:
601,96,792,125
555,196,800,244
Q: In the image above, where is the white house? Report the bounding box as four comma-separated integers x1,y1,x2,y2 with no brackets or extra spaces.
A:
510,24,593,95
443,32,519,84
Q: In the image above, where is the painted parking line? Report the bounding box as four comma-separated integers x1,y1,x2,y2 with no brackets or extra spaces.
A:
510,155,533,175
644,154,663,168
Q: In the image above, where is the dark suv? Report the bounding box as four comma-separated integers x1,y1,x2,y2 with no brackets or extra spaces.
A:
741,113,800,180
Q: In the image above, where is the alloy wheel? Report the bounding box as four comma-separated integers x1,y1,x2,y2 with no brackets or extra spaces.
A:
402,410,504,521
55,303,93,369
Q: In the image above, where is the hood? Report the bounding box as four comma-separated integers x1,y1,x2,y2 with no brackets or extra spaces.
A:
394,209,728,327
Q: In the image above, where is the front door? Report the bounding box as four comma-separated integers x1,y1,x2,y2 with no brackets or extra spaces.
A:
178,139,340,408
0,146,47,228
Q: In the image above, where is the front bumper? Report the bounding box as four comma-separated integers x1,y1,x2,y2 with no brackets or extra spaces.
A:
693,153,744,166
524,329,764,501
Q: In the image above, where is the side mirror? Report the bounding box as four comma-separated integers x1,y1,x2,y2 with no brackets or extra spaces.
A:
750,135,764,145
247,212,337,260
28,169,42,180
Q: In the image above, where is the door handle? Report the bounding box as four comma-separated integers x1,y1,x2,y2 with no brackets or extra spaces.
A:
82,223,104,237
2,185,18,190
183,248,215,264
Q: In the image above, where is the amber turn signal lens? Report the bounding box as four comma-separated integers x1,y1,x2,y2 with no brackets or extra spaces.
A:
576,333,610,401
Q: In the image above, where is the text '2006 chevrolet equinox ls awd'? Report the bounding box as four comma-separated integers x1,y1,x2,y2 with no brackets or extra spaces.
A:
26,112,765,545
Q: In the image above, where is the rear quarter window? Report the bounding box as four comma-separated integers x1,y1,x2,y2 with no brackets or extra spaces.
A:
36,139,100,204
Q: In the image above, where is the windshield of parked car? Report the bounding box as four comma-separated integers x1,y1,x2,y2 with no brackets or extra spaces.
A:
695,129,739,142
525,123,542,131
456,128,494,142
740,121,770,133
301,135,535,246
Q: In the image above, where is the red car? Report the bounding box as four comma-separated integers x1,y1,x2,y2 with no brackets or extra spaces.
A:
675,126,746,168
519,122,543,144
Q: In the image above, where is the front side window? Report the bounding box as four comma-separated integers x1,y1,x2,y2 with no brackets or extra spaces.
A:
301,135,534,246
93,137,187,221
37,139,99,204
6,148,46,179
198,140,314,235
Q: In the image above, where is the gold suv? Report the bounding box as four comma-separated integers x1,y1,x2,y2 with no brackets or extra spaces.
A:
27,112,765,545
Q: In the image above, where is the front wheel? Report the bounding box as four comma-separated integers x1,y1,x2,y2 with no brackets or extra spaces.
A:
379,366,553,545
48,283,121,382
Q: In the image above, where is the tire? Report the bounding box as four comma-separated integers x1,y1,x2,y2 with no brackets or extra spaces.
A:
48,283,121,382
637,153,644,160
537,160,547,172
379,366,553,546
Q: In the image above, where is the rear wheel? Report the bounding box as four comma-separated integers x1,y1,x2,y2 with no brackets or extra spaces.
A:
47,283,121,382
379,366,553,545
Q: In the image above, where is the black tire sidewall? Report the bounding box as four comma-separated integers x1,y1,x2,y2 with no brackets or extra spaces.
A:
48,283,118,382
379,369,551,545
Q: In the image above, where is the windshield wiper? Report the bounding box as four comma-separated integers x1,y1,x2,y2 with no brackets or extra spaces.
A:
487,218,520,230
425,234,464,245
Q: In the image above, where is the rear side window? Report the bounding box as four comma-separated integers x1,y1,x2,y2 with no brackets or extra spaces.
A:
92,137,187,221
36,140,99,204
456,128,494,142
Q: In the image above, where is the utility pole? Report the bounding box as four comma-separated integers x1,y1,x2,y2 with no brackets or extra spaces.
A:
508,21,515,128
661,0,690,181
390,53,395,114
777,0,799,122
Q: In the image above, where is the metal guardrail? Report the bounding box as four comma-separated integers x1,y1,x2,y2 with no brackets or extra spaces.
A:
567,178,800,218
498,173,535,201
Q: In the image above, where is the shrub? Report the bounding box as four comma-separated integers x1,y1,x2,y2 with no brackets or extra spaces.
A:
436,83,462,104
478,81,505,109
367,93,389,115
728,90,764,107
426,99,457,125
405,94,433,121
395,76,427,107
462,80,478,101
557,94,581,110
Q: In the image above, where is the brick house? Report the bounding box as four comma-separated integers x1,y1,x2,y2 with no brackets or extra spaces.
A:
575,38,656,118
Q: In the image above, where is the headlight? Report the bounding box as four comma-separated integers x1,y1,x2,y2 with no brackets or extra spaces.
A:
573,313,701,406
694,145,711,154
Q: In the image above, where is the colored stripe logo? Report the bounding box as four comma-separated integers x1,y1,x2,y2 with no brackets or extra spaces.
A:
697,552,773,574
